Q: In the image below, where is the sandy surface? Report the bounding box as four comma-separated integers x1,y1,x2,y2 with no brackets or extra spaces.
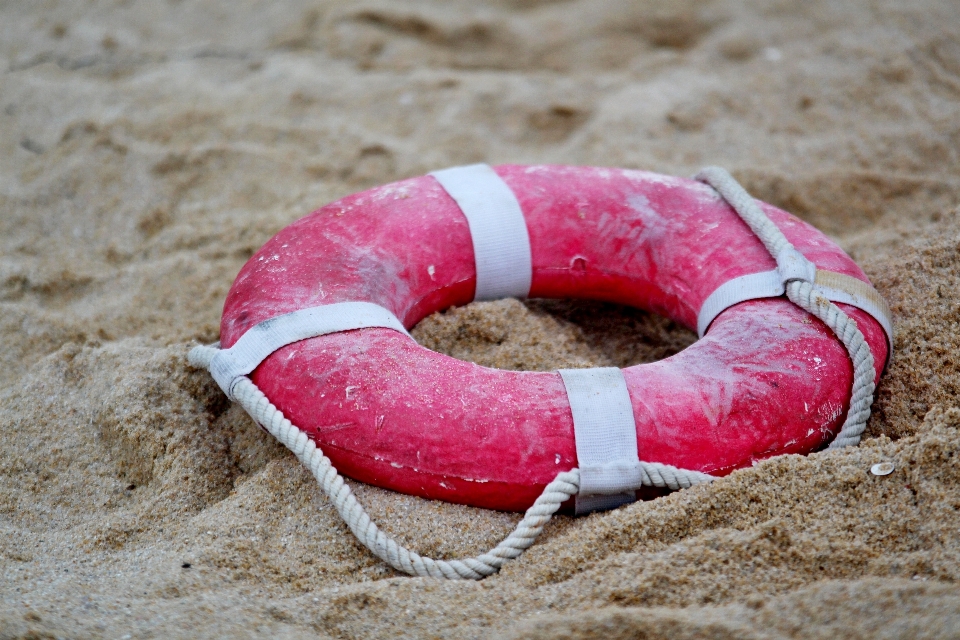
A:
3,0,960,637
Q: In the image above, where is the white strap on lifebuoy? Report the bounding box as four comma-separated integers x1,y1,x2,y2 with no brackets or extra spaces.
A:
209,301,410,400
697,262,894,356
558,368,640,514
430,164,533,301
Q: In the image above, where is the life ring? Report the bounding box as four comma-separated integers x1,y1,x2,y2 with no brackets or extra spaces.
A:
201,164,890,514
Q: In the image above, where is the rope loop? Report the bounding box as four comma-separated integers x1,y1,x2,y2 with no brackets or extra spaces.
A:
696,167,877,449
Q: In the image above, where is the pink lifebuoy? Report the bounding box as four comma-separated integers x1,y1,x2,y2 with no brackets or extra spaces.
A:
218,165,889,512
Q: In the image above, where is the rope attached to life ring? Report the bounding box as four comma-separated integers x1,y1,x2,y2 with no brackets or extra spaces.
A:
695,167,877,449
188,167,877,579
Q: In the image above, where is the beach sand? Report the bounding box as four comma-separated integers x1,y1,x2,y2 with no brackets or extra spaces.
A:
2,1,960,637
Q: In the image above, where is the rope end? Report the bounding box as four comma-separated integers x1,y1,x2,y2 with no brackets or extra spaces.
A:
187,343,219,369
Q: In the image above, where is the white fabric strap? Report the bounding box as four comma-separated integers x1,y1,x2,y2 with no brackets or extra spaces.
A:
813,271,894,354
558,368,641,514
697,270,783,337
430,164,533,301
209,301,410,400
697,268,894,354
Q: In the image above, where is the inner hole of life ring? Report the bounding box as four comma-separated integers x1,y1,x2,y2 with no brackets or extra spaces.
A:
409,298,697,373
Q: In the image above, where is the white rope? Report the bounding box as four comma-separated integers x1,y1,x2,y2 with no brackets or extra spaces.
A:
696,166,877,449
187,343,711,579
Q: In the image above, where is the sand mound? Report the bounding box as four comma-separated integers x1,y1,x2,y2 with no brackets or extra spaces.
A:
2,0,959,637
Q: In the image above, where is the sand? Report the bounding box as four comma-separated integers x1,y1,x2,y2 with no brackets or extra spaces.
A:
2,0,960,637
